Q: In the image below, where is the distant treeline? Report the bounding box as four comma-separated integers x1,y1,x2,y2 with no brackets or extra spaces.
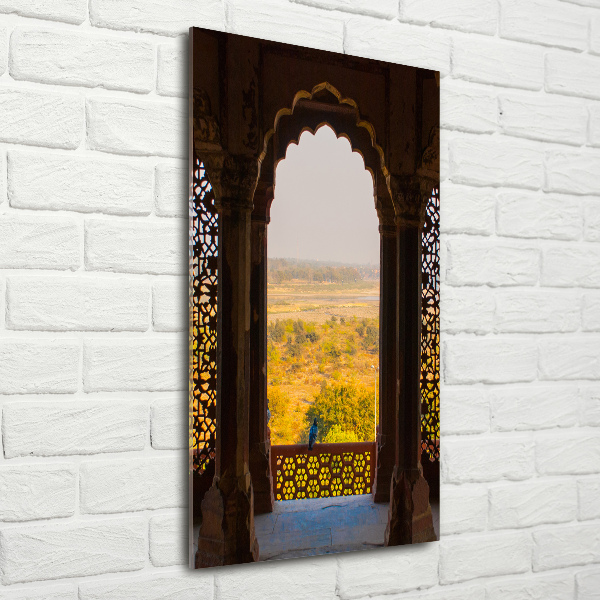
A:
268,258,379,283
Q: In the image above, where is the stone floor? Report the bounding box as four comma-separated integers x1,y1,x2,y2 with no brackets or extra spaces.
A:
192,494,440,564
254,494,440,561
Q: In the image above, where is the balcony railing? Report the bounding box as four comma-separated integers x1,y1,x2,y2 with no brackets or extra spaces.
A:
270,442,376,501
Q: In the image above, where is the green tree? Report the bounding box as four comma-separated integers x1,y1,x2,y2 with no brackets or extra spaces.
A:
305,381,376,443
324,425,360,444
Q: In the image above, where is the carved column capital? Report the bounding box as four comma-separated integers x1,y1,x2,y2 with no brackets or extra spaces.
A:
378,220,398,237
199,152,259,212
391,176,436,228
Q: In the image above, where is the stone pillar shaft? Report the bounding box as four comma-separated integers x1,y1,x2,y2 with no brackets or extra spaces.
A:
249,197,274,514
373,224,398,503
196,167,259,566
385,216,436,546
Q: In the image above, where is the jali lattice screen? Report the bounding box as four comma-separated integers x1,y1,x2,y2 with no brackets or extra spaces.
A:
190,157,218,475
420,188,440,462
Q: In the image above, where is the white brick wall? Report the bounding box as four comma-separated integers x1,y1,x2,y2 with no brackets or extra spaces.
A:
0,0,598,598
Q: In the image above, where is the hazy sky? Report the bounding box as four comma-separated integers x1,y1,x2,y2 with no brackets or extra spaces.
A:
268,126,380,265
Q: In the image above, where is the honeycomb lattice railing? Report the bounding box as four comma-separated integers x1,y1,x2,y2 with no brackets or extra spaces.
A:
270,442,376,501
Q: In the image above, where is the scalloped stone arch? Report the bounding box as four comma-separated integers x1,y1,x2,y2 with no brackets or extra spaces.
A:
254,82,395,226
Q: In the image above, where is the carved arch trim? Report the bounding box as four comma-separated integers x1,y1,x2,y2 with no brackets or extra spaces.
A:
255,82,394,225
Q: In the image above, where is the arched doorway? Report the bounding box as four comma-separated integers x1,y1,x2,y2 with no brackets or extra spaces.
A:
190,28,439,567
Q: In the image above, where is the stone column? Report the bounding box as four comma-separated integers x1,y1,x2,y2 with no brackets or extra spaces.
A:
249,184,275,514
372,220,398,503
196,155,260,567
385,183,436,546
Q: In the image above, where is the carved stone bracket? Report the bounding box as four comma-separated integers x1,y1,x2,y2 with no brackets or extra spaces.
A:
418,126,439,178
194,87,221,152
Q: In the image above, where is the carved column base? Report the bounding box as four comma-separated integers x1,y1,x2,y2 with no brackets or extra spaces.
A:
372,436,395,503
192,461,215,526
385,465,437,546
196,473,259,567
249,442,274,515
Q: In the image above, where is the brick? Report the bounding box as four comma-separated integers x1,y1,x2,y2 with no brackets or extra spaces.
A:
7,276,149,332
0,26,6,75
495,290,580,333
227,0,344,53
80,577,213,600
0,586,76,600
0,0,85,23
84,339,184,392
546,51,600,100
80,456,184,514
544,0,600,4
583,292,600,330
499,94,587,146
87,97,186,158
446,238,539,287
537,431,600,475
490,480,577,529
157,42,186,97
441,286,494,334
580,385,600,426
445,337,538,384
579,477,600,520
293,0,397,18
450,136,543,189
441,531,532,583
440,183,495,235
441,387,489,434
0,519,146,584
0,87,82,149
546,150,600,195
151,397,186,449
85,219,185,275
8,151,153,216
149,514,186,566
345,16,451,75
441,85,497,134
540,337,600,381
443,436,534,483
577,569,600,600
500,0,588,50
497,191,582,240
453,37,543,90
391,586,485,600
153,278,186,331
10,28,154,93
0,464,76,521
534,523,600,570
90,0,224,36
542,246,600,288
2,401,147,458
0,216,80,270
487,573,574,600
336,544,438,598
216,557,336,599
591,104,600,147
440,485,487,535
585,200,600,241
402,0,497,34
155,162,187,217
0,150,5,205
491,385,578,431
0,340,79,395
593,16,600,55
